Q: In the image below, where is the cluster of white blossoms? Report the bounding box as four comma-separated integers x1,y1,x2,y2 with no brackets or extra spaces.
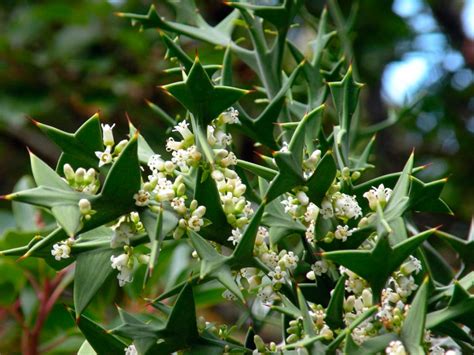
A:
208,109,254,233
110,245,149,287
95,124,129,167
51,238,74,261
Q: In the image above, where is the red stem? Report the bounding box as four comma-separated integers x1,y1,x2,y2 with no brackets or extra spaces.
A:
25,266,72,355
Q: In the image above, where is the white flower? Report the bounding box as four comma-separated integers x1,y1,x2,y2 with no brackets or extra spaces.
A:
312,260,329,276
171,197,187,214
95,146,113,167
395,275,418,298
268,266,287,286
279,141,289,153
216,131,232,147
385,340,407,355
222,289,237,301
345,270,366,295
227,228,242,246
51,239,73,261
333,193,362,220
334,225,357,242
363,184,392,210
222,107,239,124
400,255,422,275
281,196,299,217
304,149,321,171
133,190,150,206
261,251,279,269
148,154,164,171
296,191,309,206
280,251,299,271
304,202,319,223
117,267,133,287
320,198,334,219
111,252,133,287
257,285,275,305
173,120,193,140
101,123,115,147
124,344,137,355
166,137,184,151
256,226,269,245
187,215,204,231
305,221,315,243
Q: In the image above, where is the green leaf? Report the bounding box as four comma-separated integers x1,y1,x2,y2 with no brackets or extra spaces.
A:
100,134,141,205
426,282,474,329
236,159,277,181
328,66,363,158
74,249,116,316
165,283,199,344
29,151,71,191
326,306,378,353
384,152,413,218
400,277,429,354
11,176,40,231
344,333,397,355
323,228,435,302
128,119,155,165
325,274,347,329
163,57,248,126
0,259,26,305
51,204,81,237
306,151,337,205
297,287,316,337
194,167,231,244
35,113,103,170
232,204,265,261
264,151,304,203
68,308,127,354
228,0,302,31
238,63,303,149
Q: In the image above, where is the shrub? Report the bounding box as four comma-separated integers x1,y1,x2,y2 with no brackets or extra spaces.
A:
1,1,472,354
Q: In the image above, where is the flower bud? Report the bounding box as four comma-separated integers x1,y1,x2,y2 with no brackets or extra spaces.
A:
254,335,266,352
75,168,86,184
84,168,96,184
233,184,246,197
137,254,150,265
102,124,115,147
223,168,237,179
176,183,186,196
78,199,91,215
114,139,128,155
63,164,75,183
235,217,249,229
226,214,236,225
211,170,225,181
193,206,206,218
164,160,175,173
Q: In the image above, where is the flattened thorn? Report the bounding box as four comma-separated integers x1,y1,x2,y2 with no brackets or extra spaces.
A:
27,116,40,126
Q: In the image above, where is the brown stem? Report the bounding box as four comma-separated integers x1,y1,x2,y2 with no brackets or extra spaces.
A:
26,266,72,355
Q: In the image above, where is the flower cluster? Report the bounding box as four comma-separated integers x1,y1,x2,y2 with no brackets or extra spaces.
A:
110,245,149,287
51,238,74,261
63,164,99,194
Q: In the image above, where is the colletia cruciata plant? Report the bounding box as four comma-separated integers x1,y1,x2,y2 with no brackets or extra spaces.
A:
1,1,473,354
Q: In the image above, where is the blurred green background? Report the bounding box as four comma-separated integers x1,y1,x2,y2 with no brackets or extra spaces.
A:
0,0,473,353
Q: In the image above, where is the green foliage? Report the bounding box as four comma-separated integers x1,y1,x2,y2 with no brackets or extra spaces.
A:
0,1,471,354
